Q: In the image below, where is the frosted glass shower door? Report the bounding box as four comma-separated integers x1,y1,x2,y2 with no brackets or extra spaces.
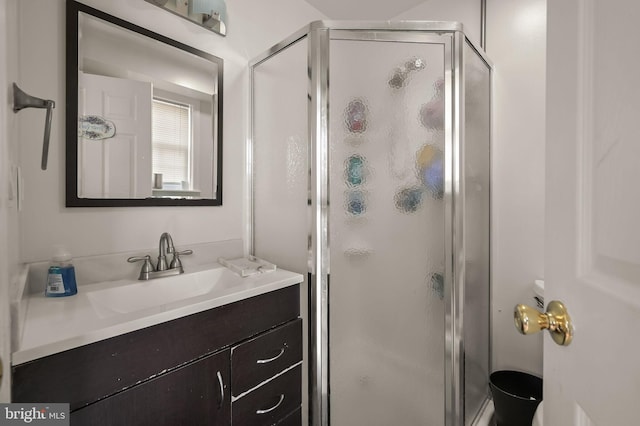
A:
251,37,310,421
328,37,448,426
463,41,492,425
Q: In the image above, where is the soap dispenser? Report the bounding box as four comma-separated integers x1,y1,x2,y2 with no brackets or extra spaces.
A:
45,246,78,297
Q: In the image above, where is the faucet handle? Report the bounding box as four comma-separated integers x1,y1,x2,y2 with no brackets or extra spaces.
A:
127,255,155,280
170,249,193,271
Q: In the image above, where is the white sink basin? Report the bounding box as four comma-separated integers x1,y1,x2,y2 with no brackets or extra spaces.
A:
86,267,226,317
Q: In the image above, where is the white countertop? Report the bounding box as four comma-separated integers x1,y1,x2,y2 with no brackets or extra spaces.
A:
13,263,303,365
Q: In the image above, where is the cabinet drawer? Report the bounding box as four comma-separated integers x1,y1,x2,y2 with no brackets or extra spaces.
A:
231,318,302,396
232,365,301,426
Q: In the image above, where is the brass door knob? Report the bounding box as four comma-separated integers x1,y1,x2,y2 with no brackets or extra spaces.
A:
514,300,573,346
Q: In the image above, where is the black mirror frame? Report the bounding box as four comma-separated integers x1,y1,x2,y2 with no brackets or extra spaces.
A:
66,0,223,207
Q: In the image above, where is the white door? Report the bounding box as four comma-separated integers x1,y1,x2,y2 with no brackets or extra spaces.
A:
0,0,16,402
546,0,640,424
78,72,152,198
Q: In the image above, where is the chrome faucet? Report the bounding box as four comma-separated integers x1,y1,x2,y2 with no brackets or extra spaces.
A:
157,232,175,271
127,232,193,280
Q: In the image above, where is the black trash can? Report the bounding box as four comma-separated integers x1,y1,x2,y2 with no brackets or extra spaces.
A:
489,370,542,426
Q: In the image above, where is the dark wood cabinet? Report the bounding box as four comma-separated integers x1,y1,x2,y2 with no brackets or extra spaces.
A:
12,285,302,426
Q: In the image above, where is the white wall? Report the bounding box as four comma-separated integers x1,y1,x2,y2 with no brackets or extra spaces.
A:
392,0,482,47
486,0,546,376
16,0,324,265
231,0,326,60
17,0,239,263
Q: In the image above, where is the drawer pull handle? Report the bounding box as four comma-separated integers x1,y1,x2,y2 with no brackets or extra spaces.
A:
256,394,285,414
256,347,285,364
216,371,224,408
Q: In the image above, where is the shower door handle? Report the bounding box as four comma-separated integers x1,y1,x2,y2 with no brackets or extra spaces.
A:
514,300,573,346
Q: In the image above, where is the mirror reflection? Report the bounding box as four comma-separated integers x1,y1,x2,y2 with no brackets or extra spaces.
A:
67,1,223,206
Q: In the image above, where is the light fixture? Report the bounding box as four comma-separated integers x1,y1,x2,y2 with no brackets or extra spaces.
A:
144,0,227,36
191,0,227,34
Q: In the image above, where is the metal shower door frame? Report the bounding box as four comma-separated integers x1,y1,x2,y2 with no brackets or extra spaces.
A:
248,21,492,426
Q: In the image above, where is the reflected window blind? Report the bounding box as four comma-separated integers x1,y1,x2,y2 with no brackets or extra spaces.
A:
152,98,191,185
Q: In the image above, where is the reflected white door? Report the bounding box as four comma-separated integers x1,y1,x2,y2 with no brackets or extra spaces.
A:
546,0,640,424
78,73,152,198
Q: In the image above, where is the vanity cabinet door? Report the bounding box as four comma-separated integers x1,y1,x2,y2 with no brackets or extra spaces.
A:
71,349,231,426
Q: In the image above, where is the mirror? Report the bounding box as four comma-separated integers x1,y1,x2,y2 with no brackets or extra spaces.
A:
66,1,223,207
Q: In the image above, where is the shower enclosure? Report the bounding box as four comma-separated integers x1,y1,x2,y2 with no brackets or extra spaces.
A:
249,22,491,426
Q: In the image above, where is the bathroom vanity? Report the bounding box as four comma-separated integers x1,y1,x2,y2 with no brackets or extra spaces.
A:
11,263,303,425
